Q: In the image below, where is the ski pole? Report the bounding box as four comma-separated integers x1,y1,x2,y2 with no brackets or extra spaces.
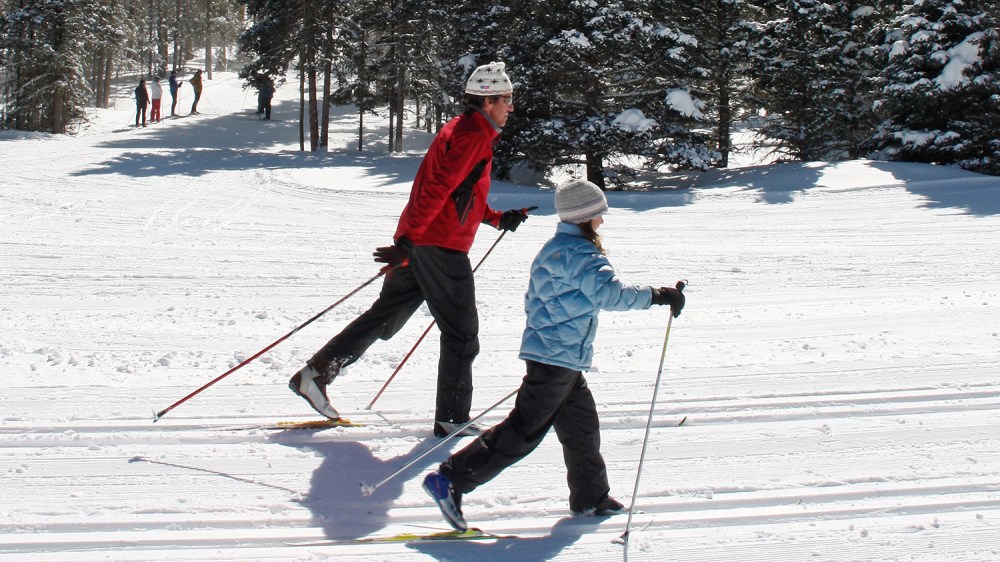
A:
153,266,394,422
365,206,538,410
360,387,518,496
618,280,686,551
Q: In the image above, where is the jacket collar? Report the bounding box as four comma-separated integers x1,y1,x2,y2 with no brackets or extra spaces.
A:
469,106,502,137
556,221,585,237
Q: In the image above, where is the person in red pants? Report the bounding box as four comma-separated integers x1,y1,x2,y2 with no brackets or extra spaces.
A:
149,77,163,123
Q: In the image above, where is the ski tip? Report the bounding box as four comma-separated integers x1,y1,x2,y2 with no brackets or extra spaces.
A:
677,416,687,426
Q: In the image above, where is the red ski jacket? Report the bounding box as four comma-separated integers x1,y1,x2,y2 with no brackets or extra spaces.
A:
393,109,503,253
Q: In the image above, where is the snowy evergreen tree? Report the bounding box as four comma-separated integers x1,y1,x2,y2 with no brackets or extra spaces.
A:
207,0,246,77
238,0,320,149
325,0,388,150
431,0,508,109
240,0,452,152
238,0,297,82
676,0,766,167
88,0,137,109
749,1,886,161
480,0,711,188
870,0,1000,175
1,0,92,133
1,0,241,133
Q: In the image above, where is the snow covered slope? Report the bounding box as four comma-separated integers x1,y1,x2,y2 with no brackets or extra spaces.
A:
2,72,999,561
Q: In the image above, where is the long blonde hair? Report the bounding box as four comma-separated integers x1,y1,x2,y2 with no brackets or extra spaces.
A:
578,221,606,255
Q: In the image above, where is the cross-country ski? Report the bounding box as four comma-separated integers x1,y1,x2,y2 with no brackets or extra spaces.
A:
286,527,521,546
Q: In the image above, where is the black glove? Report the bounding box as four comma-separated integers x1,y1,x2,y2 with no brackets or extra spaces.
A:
495,206,537,232
373,236,413,267
497,208,529,232
651,282,686,318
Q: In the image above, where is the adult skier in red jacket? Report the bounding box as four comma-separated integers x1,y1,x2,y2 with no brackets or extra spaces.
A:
289,62,531,437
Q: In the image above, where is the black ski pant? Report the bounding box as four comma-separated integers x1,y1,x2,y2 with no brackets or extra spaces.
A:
170,92,178,115
308,245,479,423
440,360,611,513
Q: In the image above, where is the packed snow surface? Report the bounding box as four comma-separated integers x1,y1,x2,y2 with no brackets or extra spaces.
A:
2,72,999,561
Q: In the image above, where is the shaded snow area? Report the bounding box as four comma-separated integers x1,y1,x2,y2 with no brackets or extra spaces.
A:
2,72,1000,561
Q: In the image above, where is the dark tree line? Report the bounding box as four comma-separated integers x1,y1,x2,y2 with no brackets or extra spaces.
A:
236,0,1000,180
1,0,243,133
3,0,998,178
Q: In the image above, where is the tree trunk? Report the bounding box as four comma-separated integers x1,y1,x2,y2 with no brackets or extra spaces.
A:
388,103,395,153
52,88,64,134
716,70,731,168
357,29,367,152
308,64,319,151
103,55,113,108
358,109,364,152
157,0,169,76
586,154,605,189
204,0,213,79
584,81,605,187
320,39,332,151
173,0,181,69
394,63,404,152
299,65,305,151
147,0,154,77
93,53,104,108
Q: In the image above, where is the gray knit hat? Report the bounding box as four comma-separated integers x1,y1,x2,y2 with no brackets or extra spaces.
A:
555,179,608,223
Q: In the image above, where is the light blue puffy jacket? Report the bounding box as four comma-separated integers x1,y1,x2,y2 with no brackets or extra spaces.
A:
519,222,653,371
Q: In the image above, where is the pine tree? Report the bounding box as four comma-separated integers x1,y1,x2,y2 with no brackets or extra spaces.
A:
870,0,1000,175
2,0,241,132
749,0,885,161
326,0,386,150
675,0,765,168
1,0,92,133
484,0,711,187
88,0,137,108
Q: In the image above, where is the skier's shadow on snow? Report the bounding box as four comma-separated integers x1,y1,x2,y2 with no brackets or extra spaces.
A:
269,431,457,540
409,516,601,562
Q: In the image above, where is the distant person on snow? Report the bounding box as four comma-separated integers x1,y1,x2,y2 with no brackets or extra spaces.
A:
422,179,686,531
134,79,149,128
258,79,274,120
189,69,203,114
168,70,183,117
149,77,163,123
288,62,533,437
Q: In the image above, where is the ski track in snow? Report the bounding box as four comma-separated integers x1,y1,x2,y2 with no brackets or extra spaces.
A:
2,72,1000,561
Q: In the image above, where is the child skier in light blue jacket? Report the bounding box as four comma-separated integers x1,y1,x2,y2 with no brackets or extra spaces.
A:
423,179,685,531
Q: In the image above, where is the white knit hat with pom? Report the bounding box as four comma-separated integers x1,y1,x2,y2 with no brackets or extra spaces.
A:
555,180,608,223
465,62,513,96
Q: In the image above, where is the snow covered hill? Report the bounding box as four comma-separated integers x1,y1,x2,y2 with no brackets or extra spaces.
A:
2,71,999,561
